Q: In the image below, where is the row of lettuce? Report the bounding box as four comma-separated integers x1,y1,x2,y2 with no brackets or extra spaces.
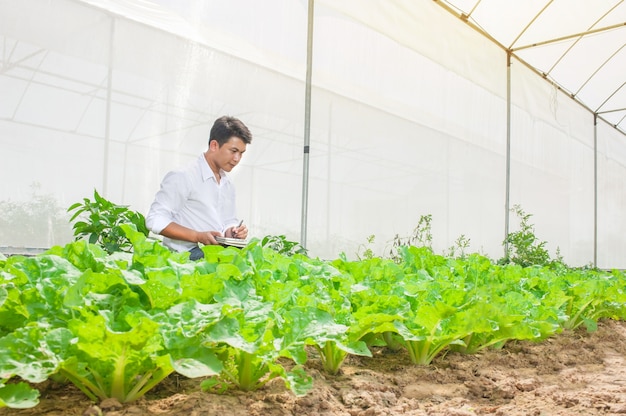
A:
1,224,625,409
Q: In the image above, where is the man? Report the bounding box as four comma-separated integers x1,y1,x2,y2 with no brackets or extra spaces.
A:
146,115,252,260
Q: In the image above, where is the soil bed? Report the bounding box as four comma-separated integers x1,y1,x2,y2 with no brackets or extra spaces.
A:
3,319,626,416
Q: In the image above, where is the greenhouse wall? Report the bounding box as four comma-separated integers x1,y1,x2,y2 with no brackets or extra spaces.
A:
0,0,624,268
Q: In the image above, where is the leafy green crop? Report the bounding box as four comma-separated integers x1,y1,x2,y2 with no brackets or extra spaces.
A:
0,379,39,409
57,315,172,403
1,221,625,410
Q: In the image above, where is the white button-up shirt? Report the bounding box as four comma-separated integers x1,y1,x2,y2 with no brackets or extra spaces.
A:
146,154,239,253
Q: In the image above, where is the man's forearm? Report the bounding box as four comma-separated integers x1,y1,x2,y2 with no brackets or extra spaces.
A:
160,222,222,246
159,222,199,243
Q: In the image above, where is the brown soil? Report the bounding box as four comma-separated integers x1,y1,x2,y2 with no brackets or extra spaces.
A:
3,319,626,416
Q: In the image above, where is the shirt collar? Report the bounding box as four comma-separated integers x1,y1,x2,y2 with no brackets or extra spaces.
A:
198,153,228,183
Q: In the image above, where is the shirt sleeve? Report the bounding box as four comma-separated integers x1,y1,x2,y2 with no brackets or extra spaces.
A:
145,170,189,234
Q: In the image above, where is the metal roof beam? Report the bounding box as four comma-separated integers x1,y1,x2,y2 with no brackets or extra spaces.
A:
512,22,626,52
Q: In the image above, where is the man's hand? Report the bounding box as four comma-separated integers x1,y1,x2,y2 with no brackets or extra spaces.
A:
226,224,248,240
196,230,223,245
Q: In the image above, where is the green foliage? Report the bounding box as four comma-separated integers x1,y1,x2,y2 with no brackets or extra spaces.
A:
260,235,308,257
356,234,376,260
58,315,173,403
358,214,472,262
388,214,433,260
445,234,471,259
0,379,39,409
555,267,626,331
1,216,625,410
67,189,149,254
500,204,551,267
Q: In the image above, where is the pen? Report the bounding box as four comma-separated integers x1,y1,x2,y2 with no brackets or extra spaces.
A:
234,219,243,238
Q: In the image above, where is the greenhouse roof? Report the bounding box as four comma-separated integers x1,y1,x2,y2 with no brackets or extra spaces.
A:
438,0,626,135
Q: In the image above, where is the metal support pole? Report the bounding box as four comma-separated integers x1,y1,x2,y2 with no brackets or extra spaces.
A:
300,0,314,249
504,51,512,259
103,17,115,196
593,114,598,267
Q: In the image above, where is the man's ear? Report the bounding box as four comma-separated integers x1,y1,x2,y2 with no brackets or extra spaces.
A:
209,140,218,151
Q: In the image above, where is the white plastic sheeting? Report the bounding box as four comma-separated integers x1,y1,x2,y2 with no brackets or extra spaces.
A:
439,0,626,133
0,0,624,267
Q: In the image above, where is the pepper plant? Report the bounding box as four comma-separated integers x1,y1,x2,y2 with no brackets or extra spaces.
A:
68,189,149,254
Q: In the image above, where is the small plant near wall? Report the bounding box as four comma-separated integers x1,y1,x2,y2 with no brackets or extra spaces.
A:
397,214,433,248
261,235,308,257
445,234,471,259
356,234,376,260
500,204,551,267
355,215,438,261
387,214,433,261
68,189,149,254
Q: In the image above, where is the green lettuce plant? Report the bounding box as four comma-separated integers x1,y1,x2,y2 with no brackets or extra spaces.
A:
0,379,39,409
2,208,626,412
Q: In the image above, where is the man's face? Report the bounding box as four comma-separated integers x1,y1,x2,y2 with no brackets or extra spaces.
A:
210,136,247,172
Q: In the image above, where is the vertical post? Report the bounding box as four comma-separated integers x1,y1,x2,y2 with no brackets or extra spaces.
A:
593,113,598,267
103,16,115,196
300,0,314,249
504,51,512,259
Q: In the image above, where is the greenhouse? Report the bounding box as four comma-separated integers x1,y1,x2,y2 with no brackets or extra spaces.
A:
0,0,624,267
1,1,626,415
